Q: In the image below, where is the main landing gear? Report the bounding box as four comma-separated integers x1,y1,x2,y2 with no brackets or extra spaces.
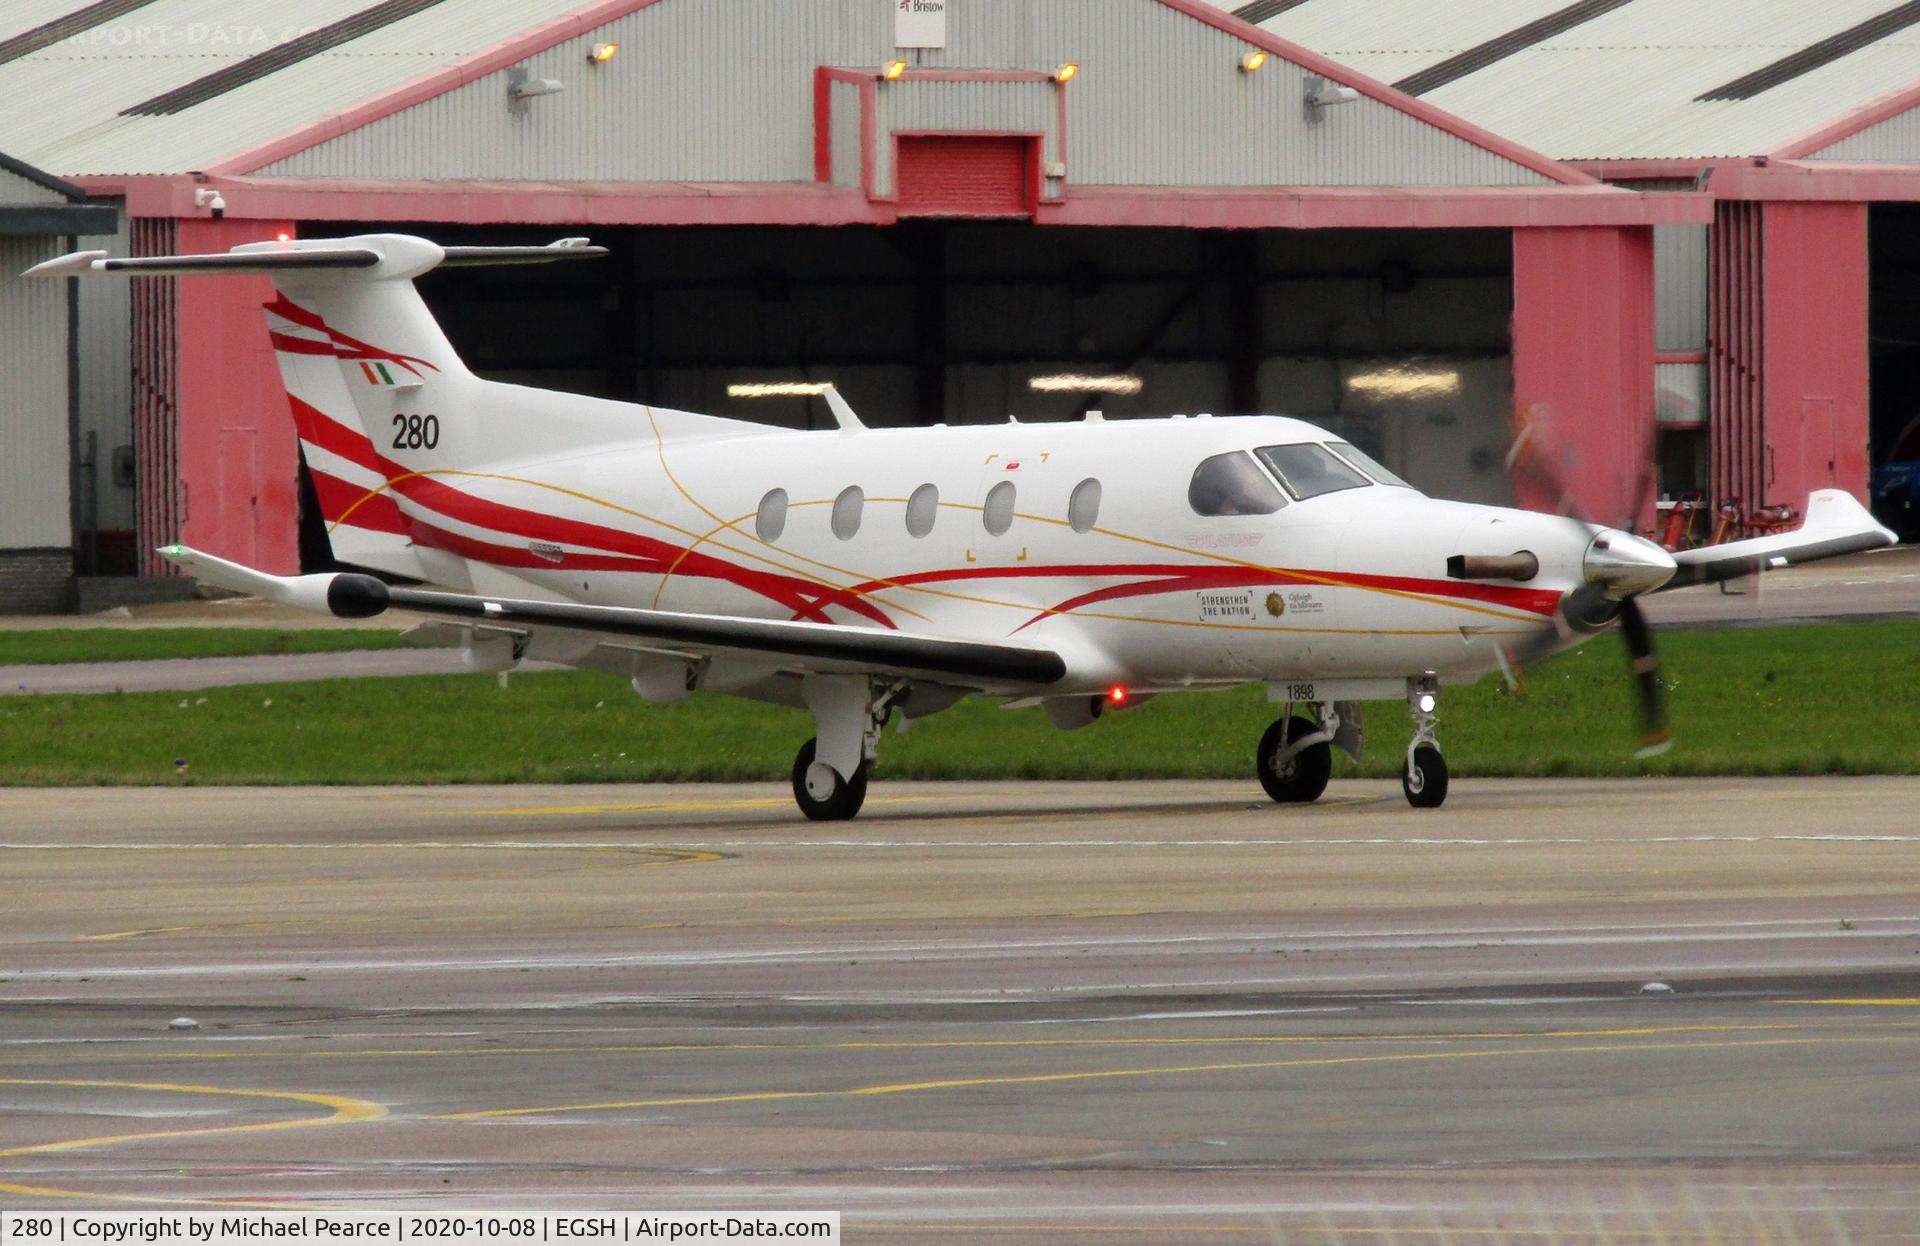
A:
1256,712,1333,803
1255,681,1450,809
790,673,901,821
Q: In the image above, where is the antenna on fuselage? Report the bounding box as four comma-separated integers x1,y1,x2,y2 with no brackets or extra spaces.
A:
726,380,865,433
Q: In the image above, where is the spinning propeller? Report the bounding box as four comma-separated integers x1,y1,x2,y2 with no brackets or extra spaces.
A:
1472,407,1676,757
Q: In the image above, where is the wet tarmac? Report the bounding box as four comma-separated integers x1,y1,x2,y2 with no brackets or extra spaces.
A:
3,779,1918,1241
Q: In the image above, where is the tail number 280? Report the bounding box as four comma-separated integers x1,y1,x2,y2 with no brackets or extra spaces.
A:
392,412,441,450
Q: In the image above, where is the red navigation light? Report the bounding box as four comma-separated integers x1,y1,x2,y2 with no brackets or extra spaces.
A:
276,232,291,243
1107,685,1128,705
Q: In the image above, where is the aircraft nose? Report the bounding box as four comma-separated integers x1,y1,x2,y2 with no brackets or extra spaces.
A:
1582,528,1677,598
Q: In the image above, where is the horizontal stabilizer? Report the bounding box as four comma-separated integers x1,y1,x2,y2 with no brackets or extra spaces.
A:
23,236,605,280
24,248,381,278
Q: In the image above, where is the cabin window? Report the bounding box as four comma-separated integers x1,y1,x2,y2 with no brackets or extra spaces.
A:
1255,443,1371,501
1068,477,1102,533
1328,441,1413,489
906,483,939,537
755,488,788,542
831,485,864,540
1188,451,1284,516
983,480,1015,536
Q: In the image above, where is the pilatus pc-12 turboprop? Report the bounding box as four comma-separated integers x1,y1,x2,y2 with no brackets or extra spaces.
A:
30,234,1897,819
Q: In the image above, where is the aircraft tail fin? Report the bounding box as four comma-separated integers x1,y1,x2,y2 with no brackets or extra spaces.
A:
27,234,624,582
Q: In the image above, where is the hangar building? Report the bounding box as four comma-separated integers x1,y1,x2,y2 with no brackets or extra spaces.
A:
1255,0,1920,538
0,153,114,611
0,0,1695,600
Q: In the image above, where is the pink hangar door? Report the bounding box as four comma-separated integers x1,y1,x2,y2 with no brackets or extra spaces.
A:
217,426,260,566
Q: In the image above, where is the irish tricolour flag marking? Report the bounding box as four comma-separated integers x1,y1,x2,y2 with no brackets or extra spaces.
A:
360,361,400,385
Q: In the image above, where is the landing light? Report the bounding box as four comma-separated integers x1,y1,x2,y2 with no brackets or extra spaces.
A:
884,59,908,80
1417,692,1436,713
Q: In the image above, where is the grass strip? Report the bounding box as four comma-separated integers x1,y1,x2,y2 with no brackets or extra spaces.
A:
1,620,1916,785
0,628,424,666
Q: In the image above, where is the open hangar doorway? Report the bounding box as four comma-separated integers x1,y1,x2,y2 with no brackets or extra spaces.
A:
307,219,1515,520
1870,203,1920,541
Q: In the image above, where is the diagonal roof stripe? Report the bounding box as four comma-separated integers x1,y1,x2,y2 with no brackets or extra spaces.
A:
0,0,161,68
1391,0,1637,97
1231,0,1315,25
1696,0,1920,101
119,0,454,116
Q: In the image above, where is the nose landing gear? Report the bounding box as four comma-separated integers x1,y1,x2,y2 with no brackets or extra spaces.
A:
1403,679,1447,808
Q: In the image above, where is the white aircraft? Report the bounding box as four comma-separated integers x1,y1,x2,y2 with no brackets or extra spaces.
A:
29,234,1897,818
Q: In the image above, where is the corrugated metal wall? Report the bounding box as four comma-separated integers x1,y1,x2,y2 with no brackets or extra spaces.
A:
1654,223,1707,353
129,217,180,577
1655,359,1706,426
0,165,65,204
75,200,133,541
1709,201,1764,509
0,235,72,550
873,79,1056,199
829,79,863,189
1812,106,1920,162
256,0,1555,189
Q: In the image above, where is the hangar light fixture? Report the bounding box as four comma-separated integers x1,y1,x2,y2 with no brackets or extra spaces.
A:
1053,62,1079,83
1345,367,1462,399
884,59,908,80
1240,50,1268,72
589,42,619,63
1029,373,1143,396
728,382,836,397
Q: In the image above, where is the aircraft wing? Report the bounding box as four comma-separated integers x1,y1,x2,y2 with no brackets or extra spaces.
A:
161,546,1066,689
1656,489,1898,591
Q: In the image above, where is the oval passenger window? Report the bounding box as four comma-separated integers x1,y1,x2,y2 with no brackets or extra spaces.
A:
1068,477,1101,533
983,480,1015,536
831,485,864,540
906,482,939,538
755,488,787,542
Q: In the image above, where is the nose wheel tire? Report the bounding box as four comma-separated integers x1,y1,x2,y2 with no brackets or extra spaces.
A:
1257,715,1332,804
791,737,869,821
1402,744,1448,808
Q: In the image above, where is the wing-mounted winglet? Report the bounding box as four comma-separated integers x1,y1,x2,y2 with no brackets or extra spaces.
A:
158,545,1064,688
822,385,866,433
1658,489,1898,591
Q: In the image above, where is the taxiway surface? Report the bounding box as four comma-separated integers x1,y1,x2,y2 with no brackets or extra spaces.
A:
4,780,1918,1240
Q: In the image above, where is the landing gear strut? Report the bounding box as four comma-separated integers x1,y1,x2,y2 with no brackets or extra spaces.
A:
1256,706,1334,803
791,674,901,821
1403,678,1447,809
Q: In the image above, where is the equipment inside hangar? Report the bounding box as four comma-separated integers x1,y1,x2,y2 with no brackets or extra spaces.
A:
1870,203,1920,539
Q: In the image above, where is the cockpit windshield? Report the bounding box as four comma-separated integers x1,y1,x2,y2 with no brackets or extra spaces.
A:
1327,442,1413,489
1255,443,1372,501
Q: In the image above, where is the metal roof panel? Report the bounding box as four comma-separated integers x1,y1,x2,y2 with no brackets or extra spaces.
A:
0,0,587,175
1259,0,1920,159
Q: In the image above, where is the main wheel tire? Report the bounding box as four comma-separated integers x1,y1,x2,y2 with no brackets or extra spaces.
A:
791,737,869,821
1402,744,1448,808
1257,715,1332,803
